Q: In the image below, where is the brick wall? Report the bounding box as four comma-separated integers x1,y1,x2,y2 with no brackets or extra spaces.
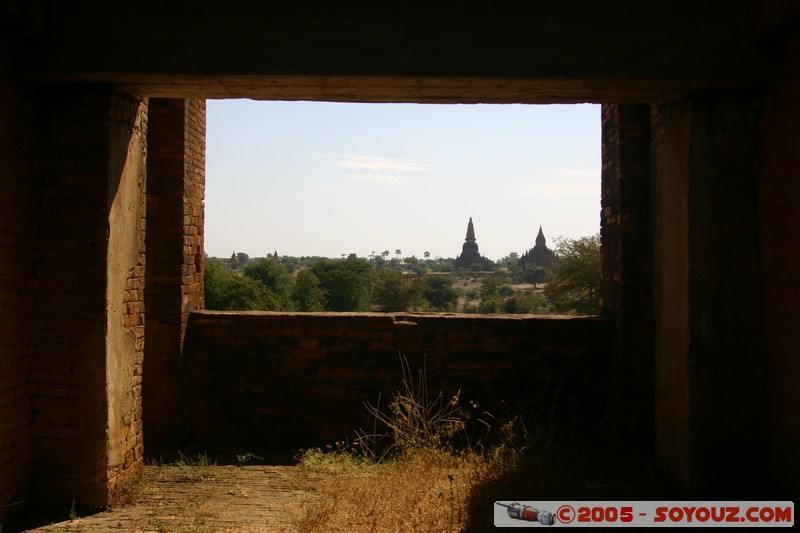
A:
756,30,800,496
652,94,767,496
29,88,110,506
182,312,612,452
144,99,205,455
29,87,147,506
106,94,148,499
600,104,654,439
183,99,205,319
0,42,34,521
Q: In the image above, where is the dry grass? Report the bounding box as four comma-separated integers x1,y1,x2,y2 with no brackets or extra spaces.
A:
286,355,524,533
287,413,661,532
7,386,658,533
291,446,516,533
109,471,153,508
283,353,663,533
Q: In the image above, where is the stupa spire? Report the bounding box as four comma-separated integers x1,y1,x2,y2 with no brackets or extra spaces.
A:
465,217,476,242
535,225,546,247
454,217,492,270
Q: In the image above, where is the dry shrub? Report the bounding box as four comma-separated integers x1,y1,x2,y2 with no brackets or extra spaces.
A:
289,354,523,533
109,470,152,508
292,446,517,533
354,354,470,460
286,352,663,532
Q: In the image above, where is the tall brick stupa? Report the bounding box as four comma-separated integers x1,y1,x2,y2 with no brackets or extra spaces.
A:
454,217,493,270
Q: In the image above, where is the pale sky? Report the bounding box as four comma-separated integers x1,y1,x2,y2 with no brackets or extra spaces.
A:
205,100,601,262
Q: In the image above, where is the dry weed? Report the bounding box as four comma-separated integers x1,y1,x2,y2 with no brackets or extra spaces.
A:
109,471,153,508
292,446,516,533
288,354,522,532
287,352,663,531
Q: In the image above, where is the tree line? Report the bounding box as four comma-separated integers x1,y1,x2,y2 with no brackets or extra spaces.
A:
204,234,601,315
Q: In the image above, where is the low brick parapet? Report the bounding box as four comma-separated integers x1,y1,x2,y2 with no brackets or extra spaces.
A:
181,311,613,452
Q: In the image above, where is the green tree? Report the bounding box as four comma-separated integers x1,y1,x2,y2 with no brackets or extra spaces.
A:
243,258,292,309
373,269,424,312
499,252,525,282
435,261,455,273
421,277,459,311
480,296,504,313
479,273,513,313
503,291,550,314
204,259,230,309
498,251,520,265
479,273,513,300
543,234,601,315
291,269,326,311
311,258,376,311
204,259,279,311
523,266,547,287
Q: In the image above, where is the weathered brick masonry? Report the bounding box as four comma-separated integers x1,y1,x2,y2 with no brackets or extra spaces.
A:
600,104,654,439
27,87,147,507
0,40,35,518
144,99,205,455
651,93,767,496
107,93,148,499
182,312,612,452
183,99,205,322
755,17,800,494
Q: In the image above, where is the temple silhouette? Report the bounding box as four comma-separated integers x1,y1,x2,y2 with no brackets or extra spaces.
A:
454,217,494,270
519,225,554,270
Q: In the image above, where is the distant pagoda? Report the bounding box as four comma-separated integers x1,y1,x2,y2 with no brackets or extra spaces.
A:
519,225,554,270
454,217,494,270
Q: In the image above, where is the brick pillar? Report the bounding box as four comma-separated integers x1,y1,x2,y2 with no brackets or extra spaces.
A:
29,87,147,506
600,104,654,441
756,31,800,497
0,58,35,522
144,99,205,456
651,94,766,496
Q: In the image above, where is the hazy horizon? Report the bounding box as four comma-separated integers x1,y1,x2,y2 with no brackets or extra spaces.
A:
205,100,601,262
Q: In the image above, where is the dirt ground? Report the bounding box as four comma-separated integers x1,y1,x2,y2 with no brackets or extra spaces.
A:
5,450,663,533
9,465,312,533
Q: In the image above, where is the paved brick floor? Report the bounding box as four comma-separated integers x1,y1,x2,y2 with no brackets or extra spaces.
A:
19,465,309,533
